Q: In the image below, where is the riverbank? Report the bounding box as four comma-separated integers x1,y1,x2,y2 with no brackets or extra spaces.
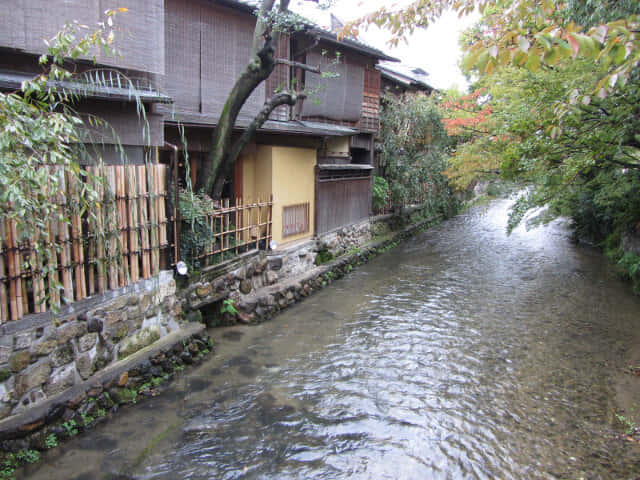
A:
0,208,444,479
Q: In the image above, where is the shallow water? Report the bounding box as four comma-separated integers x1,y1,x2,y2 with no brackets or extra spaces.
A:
24,199,640,479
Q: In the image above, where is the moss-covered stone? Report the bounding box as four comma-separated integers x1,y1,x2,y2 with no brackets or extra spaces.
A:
111,324,129,342
118,327,161,360
0,368,11,382
9,351,31,373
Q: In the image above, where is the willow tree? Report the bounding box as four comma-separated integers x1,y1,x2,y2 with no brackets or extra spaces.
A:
197,0,320,198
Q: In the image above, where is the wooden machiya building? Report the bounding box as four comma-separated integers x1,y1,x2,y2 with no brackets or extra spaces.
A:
161,0,397,246
1,0,397,249
0,0,169,165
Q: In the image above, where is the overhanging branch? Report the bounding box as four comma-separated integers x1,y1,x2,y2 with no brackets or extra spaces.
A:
276,58,321,74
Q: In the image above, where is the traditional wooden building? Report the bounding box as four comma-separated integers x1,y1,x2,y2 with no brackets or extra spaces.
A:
161,0,396,246
377,62,434,97
1,0,396,248
0,0,169,164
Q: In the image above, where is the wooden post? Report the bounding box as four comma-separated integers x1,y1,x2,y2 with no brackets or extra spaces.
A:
0,229,8,322
127,165,140,283
138,165,151,279
115,165,129,286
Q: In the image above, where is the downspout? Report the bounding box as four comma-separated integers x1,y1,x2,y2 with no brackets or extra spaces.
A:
165,141,180,265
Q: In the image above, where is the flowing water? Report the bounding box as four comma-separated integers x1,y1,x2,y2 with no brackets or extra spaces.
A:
24,199,640,479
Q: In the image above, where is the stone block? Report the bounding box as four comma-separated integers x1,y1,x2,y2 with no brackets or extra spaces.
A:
239,279,253,294
76,348,97,380
9,351,31,373
195,284,211,298
0,338,12,365
87,317,103,333
51,343,74,367
30,339,57,357
16,361,52,396
78,333,98,353
14,332,34,350
45,365,76,396
266,271,278,285
57,322,87,345
254,257,268,274
104,310,127,327
268,256,283,271
118,327,161,360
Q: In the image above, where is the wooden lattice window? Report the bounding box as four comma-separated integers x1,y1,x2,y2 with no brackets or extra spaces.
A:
282,202,310,238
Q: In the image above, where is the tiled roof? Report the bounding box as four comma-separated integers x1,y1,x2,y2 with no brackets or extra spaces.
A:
377,62,433,91
213,0,398,61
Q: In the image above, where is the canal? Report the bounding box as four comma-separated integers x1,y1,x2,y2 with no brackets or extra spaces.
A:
23,199,640,479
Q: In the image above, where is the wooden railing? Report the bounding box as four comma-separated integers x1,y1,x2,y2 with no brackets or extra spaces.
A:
180,197,273,268
0,167,273,323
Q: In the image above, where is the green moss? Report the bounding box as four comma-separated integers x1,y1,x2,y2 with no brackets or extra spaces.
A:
0,369,11,382
315,249,333,265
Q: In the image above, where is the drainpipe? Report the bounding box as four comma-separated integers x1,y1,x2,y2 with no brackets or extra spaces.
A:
165,142,180,265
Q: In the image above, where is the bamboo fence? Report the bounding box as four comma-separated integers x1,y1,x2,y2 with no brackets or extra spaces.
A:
0,164,169,323
0,167,273,323
183,196,273,266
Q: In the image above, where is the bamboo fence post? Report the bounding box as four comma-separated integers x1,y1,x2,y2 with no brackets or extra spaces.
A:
235,197,239,254
268,195,273,244
93,166,107,294
127,165,140,283
0,227,8,322
256,199,261,250
106,167,119,290
30,231,46,313
157,165,167,250
115,165,129,286
138,165,151,279
6,219,22,320
57,169,74,303
224,198,230,253
148,164,159,276
69,170,86,301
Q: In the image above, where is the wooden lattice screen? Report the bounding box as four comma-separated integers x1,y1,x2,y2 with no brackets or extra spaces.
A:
282,202,310,238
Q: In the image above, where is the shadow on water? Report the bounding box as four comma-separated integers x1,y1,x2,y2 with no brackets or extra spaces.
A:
23,199,640,479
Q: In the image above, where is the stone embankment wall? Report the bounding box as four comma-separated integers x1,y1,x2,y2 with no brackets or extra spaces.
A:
0,209,439,452
0,272,181,423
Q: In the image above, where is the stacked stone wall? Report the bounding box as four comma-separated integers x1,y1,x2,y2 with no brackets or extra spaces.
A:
0,272,180,422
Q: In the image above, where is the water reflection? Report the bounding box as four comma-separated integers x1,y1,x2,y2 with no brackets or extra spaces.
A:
25,199,640,479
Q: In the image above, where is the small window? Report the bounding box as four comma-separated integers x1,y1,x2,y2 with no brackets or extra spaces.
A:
282,203,310,238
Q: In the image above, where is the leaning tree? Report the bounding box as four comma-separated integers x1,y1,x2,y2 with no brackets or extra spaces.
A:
196,0,324,198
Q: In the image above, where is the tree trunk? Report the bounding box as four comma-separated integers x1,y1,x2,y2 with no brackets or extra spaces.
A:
197,0,294,199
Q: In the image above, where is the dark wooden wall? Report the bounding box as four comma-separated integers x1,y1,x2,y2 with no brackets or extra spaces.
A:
302,48,364,122
316,173,371,234
0,0,164,74
164,0,265,124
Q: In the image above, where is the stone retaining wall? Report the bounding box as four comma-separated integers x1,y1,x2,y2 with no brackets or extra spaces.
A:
0,324,210,457
0,271,181,423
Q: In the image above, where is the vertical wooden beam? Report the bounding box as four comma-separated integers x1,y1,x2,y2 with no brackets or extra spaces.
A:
138,165,151,279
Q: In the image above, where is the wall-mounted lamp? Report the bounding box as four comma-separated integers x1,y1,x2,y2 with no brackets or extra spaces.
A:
176,261,188,276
